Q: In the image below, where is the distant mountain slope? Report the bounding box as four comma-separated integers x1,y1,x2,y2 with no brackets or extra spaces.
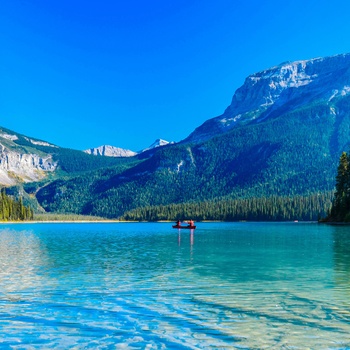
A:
84,139,174,158
0,126,137,188
84,145,137,157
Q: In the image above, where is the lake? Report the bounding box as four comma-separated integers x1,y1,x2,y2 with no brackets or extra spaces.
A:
0,222,350,348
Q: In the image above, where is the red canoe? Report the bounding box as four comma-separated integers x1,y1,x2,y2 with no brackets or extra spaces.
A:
172,225,196,229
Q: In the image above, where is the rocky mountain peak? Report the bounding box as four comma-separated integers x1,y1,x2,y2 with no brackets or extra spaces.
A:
186,53,350,143
146,138,171,149
84,139,174,158
84,145,137,158
140,139,174,153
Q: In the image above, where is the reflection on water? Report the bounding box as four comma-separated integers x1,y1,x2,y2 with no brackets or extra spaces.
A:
177,229,194,247
332,225,350,307
0,222,349,348
0,229,50,296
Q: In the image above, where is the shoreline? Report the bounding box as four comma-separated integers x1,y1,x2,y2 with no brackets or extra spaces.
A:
0,220,121,224
318,221,350,225
0,220,318,224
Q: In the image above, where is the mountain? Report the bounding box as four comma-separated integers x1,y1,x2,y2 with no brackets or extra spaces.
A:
185,53,350,143
140,139,174,152
84,145,137,157
84,139,173,158
6,53,350,218
0,127,58,185
0,127,135,184
0,126,140,214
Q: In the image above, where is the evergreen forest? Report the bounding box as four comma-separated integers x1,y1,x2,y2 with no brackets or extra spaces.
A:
0,189,34,221
121,192,333,222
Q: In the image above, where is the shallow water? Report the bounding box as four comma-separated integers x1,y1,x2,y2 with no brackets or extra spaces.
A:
0,222,350,348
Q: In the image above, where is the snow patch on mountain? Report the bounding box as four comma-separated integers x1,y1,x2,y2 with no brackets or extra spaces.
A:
176,160,184,173
341,86,350,96
329,86,350,101
330,107,337,115
141,139,174,153
329,90,339,102
187,147,196,167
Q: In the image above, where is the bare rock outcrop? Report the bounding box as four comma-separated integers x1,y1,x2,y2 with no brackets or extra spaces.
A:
0,144,57,185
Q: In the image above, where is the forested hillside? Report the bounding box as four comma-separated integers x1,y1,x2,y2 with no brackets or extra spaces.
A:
13,135,131,174
34,95,345,219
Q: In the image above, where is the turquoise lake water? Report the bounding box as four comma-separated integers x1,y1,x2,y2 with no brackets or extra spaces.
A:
0,222,350,348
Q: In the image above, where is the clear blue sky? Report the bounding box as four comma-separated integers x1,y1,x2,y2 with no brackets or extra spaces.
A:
1,0,350,151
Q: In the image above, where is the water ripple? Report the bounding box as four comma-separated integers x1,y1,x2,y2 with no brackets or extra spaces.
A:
1,223,350,348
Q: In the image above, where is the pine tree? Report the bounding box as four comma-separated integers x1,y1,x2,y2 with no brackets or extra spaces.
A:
0,188,34,221
331,152,350,220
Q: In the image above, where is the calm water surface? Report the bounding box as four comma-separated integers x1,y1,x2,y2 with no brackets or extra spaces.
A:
0,222,350,349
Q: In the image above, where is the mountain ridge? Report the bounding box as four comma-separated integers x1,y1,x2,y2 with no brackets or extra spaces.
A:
185,53,350,143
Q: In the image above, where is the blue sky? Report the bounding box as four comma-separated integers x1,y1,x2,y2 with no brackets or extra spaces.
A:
1,0,350,151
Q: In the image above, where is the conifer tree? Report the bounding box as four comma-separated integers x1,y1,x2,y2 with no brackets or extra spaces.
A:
0,188,34,221
331,152,350,220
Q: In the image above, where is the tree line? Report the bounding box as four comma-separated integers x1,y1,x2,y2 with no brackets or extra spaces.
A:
0,188,34,221
121,192,333,222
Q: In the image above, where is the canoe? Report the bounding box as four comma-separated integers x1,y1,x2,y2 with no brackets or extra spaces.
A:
173,225,196,229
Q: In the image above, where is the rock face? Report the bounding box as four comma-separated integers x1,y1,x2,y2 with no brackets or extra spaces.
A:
186,53,350,142
0,146,57,185
0,129,58,186
84,145,137,157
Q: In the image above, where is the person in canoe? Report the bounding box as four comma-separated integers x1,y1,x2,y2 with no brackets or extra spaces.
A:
173,220,196,229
